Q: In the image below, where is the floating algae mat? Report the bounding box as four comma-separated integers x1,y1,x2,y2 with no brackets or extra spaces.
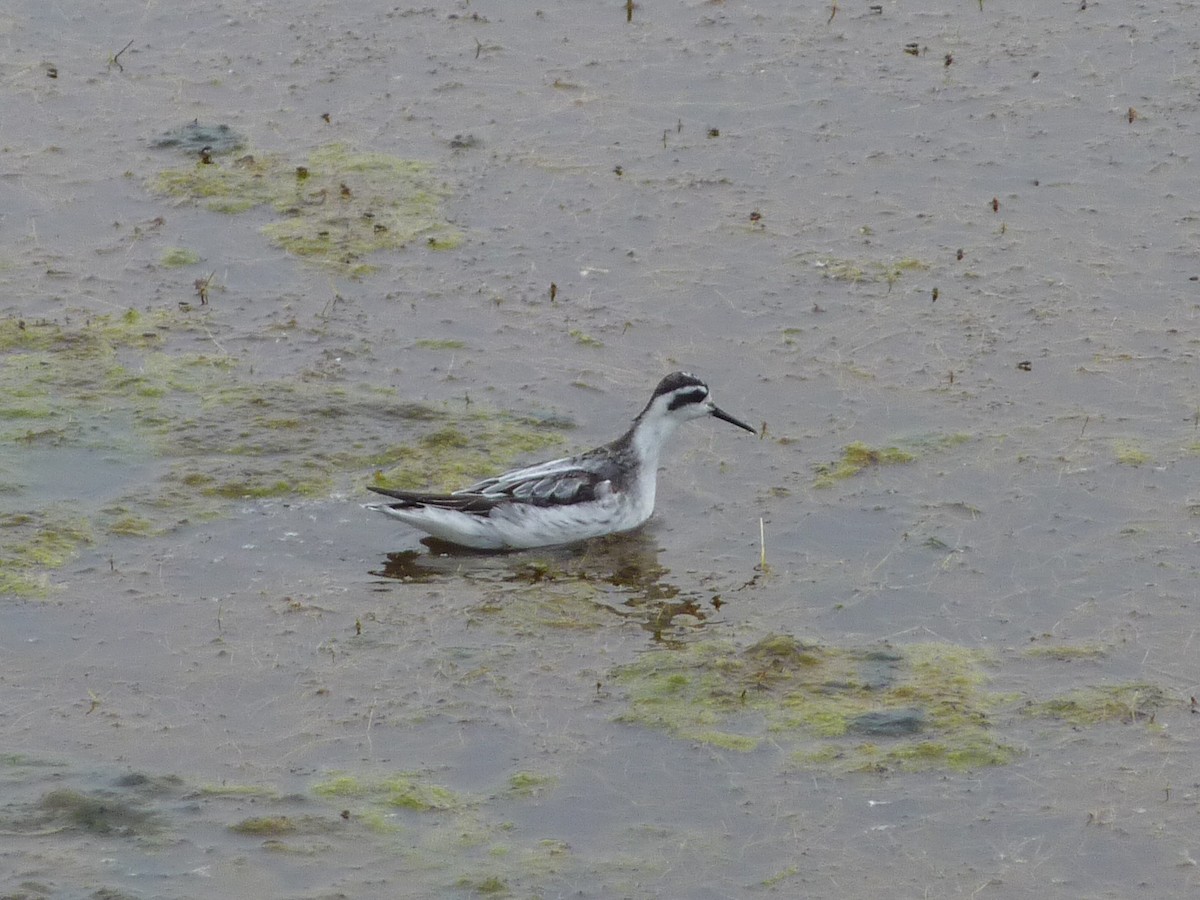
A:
613,635,1021,772
613,634,1176,774
0,310,564,597
152,143,462,275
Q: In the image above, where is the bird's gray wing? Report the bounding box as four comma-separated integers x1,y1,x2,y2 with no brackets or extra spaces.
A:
366,485,502,513
368,458,620,514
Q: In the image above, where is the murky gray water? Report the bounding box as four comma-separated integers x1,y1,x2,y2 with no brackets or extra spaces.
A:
3,1,1199,897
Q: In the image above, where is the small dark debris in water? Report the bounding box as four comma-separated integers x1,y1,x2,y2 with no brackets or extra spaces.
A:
198,146,213,165
869,4,882,12
931,287,939,302
850,709,925,736
152,121,246,155
373,223,387,233
550,282,558,302
1190,275,1199,282
340,182,352,198
944,53,953,67
956,248,964,260
613,165,623,177
904,42,920,57
1080,0,1087,9
1191,696,1198,713
448,133,480,150
1017,360,1032,371
296,166,309,180
1127,107,1138,123
45,63,58,79
355,618,362,635
812,302,824,313
991,196,1000,213
626,0,634,23
341,809,351,820
707,127,720,138
321,112,331,123
1031,70,1039,79
827,3,837,25
749,210,762,224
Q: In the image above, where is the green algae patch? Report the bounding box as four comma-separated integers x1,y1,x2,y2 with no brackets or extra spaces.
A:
505,771,558,798
230,815,299,836
159,247,201,267
1113,441,1150,466
313,773,467,812
0,509,94,598
613,635,1019,773
102,510,160,537
807,254,930,286
813,441,915,488
0,308,167,356
152,143,463,275
1021,683,1167,726
568,328,603,348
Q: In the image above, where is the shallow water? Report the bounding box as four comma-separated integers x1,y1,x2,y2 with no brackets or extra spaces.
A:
3,0,1200,897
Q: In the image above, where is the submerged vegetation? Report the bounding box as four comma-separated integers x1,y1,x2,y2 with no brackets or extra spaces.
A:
0,309,565,597
614,634,1022,772
152,143,462,276
806,253,930,286
613,634,1173,774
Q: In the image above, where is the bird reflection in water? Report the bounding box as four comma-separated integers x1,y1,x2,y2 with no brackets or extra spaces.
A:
369,529,722,644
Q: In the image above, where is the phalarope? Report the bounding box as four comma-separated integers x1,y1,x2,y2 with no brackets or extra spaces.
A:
367,371,756,550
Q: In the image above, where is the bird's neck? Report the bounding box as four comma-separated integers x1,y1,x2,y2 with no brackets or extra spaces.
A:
626,413,679,472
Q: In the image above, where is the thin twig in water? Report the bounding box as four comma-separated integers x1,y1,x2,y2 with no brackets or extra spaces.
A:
111,39,134,72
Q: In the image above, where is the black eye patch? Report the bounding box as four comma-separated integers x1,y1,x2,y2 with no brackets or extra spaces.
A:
668,388,708,411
